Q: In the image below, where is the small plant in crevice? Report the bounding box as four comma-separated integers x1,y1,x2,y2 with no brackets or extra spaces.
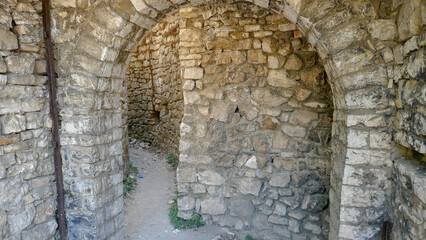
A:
123,161,139,197
245,235,255,240
167,152,178,169
169,192,205,229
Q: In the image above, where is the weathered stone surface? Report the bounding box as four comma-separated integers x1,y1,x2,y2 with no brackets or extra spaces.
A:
267,69,298,88
184,67,204,79
5,55,35,73
198,170,224,186
0,29,18,50
200,198,226,215
269,172,291,187
178,196,195,211
232,177,262,196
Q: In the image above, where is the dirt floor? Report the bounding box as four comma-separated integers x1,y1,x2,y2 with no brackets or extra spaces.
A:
124,140,240,240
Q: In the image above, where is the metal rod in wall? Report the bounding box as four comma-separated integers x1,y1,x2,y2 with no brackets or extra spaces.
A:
41,0,67,239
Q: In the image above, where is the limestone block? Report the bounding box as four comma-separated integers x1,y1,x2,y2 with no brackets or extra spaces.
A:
229,197,254,217
252,89,288,107
347,129,368,148
347,114,386,127
367,19,397,41
0,29,18,50
288,219,300,233
1,114,26,134
397,0,422,41
183,67,203,79
281,124,305,138
303,221,321,235
369,131,392,149
200,197,226,215
232,177,262,196
5,55,35,73
183,91,200,105
272,131,289,149
244,155,268,169
247,49,266,63
294,88,312,101
289,109,317,126
0,58,7,73
51,0,76,8
180,29,202,42
198,170,224,185
284,54,303,70
8,204,35,235
342,165,387,187
178,196,195,211
273,202,287,216
180,154,212,164
345,149,391,166
269,172,291,187
21,220,57,240
267,55,285,69
267,69,297,88
182,80,195,90
341,185,385,208
210,102,236,122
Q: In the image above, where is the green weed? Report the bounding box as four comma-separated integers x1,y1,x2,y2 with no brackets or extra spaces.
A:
123,161,139,197
167,153,178,169
169,194,205,229
245,235,255,240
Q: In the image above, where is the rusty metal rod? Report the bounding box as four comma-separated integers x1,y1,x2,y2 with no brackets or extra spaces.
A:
41,0,67,239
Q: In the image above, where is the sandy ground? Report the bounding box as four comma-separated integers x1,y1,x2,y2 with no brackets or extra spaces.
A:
124,144,235,240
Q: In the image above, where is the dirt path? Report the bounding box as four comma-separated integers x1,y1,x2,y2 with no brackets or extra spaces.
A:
124,142,236,240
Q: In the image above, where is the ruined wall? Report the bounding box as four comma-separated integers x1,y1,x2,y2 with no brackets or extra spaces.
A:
0,1,57,239
127,13,182,154
176,2,333,239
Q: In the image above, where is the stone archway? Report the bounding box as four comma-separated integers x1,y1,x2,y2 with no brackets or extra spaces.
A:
44,0,421,239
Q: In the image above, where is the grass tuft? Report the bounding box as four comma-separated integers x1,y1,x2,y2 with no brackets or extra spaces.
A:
123,161,139,197
167,152,178,169
169,193,205,229
245,235,255,240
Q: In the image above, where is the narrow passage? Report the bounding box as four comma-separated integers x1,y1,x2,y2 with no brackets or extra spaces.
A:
124,140,237,240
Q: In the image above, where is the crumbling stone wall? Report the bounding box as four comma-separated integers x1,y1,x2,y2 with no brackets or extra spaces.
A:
176,3,333,239
0,1,57,239
127,12,182,154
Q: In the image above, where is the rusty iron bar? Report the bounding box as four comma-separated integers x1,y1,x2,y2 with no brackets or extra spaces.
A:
381,221,392,240
41,0,67,239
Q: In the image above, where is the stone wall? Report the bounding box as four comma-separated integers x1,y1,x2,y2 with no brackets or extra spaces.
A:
390,155,425,240
0,1,58,239
176,2,333,239
393,0,425,155
127,12,182,155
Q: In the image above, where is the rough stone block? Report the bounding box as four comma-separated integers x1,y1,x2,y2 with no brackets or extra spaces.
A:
1,114,26,134
200,197,226,215
5,55,35,73
0,29,18,50
269,172,291,187
197,170,224,186
267,69,298,88
183,67,203,79
232,177,262,196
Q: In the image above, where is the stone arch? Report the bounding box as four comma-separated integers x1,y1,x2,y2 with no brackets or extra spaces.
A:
49,0,402,239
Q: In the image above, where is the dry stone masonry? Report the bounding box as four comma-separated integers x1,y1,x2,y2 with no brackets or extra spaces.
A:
0,1,57,239
127,12,182,155
0,0,424,240
176,3,333,239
